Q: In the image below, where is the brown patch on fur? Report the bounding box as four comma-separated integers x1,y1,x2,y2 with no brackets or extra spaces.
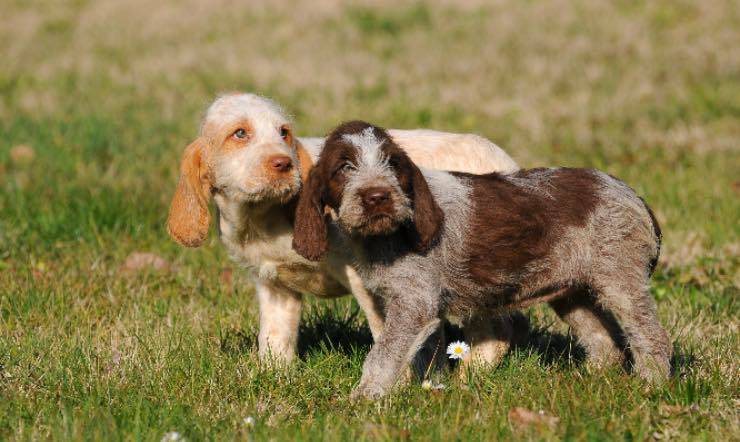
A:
457,168,600,285
166,137,212,247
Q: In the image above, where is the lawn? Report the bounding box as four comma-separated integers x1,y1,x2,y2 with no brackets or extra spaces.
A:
1,0,738,440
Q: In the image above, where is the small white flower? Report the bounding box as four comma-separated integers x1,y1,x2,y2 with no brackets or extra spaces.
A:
446,341,470,360
422,380,446,391
161,432,184,442
243,416,255,428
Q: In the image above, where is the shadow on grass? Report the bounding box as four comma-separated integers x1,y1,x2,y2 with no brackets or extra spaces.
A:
219,326,255,356
670,344,698,377
220,307,697,377
298,307,374,358
295,308,589,368
513,325,587,368
440,315,588,370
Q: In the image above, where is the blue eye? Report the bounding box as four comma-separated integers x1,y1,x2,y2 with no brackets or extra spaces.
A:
233,128,248,139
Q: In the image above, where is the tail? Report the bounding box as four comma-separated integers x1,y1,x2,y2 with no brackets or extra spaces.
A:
641,198,662,275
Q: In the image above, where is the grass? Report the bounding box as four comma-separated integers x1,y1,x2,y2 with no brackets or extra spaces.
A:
1,0,738,440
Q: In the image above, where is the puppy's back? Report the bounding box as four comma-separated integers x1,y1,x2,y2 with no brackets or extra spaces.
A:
437,167,660,285
389,129,519,174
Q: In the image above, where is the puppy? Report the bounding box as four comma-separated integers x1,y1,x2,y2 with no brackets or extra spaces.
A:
293,121,672,399
166,93,521,366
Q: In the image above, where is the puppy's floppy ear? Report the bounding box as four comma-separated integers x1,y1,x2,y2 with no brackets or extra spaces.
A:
166,138,212,247
407,161,444,254
292,168,329,261
294,139,314,183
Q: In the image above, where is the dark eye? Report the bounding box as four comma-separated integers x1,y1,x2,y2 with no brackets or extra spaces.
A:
233,128,248,139
335,162,355,176
280,126,290,140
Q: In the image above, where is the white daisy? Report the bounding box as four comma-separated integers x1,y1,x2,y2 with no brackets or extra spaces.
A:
421,380,446,391
446,341,470,360
243,416,255,428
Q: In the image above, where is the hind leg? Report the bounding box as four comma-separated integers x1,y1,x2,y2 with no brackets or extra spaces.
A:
461,315,511,369
550,288,625,368
458,312,528,377
594,280,671,382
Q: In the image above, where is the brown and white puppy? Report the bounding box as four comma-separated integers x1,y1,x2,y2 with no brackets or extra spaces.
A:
167,93,520,366
293,121,672,399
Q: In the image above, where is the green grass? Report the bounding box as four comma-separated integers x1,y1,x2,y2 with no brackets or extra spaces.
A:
1,0,738,440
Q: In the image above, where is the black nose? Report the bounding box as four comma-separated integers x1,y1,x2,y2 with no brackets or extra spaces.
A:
362,188,391,207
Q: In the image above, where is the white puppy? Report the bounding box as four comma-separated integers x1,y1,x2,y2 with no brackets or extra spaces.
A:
167,93,519,364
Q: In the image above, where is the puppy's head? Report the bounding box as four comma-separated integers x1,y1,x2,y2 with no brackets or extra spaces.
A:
167,93,313,247
292,121,443,261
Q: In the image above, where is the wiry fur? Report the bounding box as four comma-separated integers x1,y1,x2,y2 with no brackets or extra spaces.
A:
167,94,522,366
293,121,671,399
338,128,414,237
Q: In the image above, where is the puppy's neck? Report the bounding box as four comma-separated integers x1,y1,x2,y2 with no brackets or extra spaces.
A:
353,229,413,266
214,193,296,243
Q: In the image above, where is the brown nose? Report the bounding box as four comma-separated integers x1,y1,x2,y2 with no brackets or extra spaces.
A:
362,187,391,207
269,156,293,172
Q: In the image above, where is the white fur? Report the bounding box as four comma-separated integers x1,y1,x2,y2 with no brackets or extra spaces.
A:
343,127,384,162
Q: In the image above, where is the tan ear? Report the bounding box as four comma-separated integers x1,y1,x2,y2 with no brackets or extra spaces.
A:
166,138,212,247
295,139,314,183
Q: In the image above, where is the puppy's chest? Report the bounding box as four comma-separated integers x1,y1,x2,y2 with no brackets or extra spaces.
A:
354,251,433,298
221,226,346,297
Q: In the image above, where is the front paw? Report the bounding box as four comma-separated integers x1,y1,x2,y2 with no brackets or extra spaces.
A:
257,346,295,367
351,382,388,401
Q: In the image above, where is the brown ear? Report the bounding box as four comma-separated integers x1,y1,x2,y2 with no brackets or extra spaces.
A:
292,169,329,261
294,139,314,183
166,138,212,247
408,164,444,253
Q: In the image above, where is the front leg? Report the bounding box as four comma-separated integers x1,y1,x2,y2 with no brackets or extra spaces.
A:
353,295,440,400
345,266,444,384
344,266,386,341
254,278,303,364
